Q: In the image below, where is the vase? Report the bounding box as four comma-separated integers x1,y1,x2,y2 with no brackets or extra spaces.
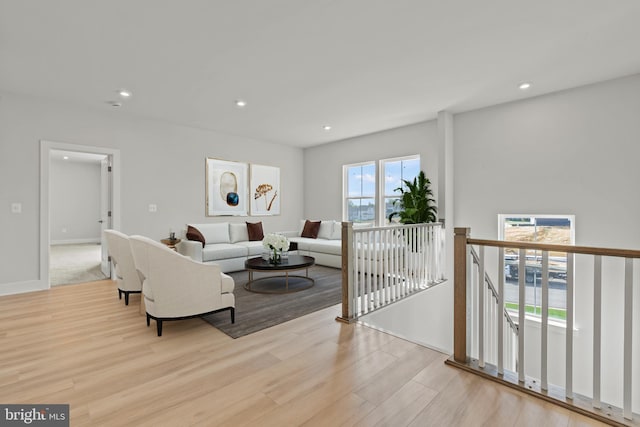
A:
269,248,282,264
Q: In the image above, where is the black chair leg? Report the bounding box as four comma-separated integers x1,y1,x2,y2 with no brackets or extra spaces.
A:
230,307,235,324
156,320,163,337
146,313,150,327
118,289,122,300
124,292,130,305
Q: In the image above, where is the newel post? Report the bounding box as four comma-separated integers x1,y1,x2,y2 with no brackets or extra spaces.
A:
454,227,470,363
336,221,356,323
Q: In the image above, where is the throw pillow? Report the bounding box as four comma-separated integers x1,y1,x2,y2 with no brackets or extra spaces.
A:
246,221,264,241
229,223,249,243
317,220,334,240
301,220,321,239
186,225,206,248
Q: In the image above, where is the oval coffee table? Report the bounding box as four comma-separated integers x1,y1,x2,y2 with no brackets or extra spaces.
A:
244,255,315,294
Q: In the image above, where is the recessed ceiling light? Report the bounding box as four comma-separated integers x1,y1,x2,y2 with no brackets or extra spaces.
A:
63,156,69,160
323,125,332,131
235,99,247,108
519,82,532,90
118,89,132,98
108,101,122,108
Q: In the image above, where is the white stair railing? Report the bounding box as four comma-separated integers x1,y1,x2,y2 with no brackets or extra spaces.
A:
338,222,446,320
451,227,640,425
469,246,519,372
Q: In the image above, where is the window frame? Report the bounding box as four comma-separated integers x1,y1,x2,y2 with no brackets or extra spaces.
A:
342,161,377,223
380,155,421,225
342,155,421,226
498,214,575,325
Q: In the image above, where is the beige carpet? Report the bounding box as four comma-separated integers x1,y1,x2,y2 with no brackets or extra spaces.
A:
50,243,108,286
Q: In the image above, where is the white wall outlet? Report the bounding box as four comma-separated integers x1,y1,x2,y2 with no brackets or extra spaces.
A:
11,202,22,213
148,204,157,213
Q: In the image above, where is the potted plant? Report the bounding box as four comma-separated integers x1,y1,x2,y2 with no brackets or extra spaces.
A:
388,170,437,224
387,171,437,282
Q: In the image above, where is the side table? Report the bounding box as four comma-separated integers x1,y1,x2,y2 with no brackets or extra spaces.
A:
160,238,181,251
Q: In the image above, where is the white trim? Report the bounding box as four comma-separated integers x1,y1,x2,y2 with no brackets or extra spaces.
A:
342,155,421,226
342,161,376,222
40,140,121,293
498,214,575,242
379,154,420,225
50,238,101,245
0,280,47,296
497,213,575,327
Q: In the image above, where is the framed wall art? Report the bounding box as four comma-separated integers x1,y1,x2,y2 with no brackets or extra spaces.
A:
206,158,248,216
250,164,280,215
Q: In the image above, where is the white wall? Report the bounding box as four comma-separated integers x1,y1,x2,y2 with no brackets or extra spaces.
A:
454,73,640,247
0,92,304,289
50,158,102,243
303,121,439,220
338,73,640,411
454,74,640,411
305,119,454,358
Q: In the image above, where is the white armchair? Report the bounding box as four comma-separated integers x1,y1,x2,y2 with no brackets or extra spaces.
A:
103,229,142,305
128,235,235,336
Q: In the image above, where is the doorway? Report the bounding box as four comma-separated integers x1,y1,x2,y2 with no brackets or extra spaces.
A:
40,141,121,289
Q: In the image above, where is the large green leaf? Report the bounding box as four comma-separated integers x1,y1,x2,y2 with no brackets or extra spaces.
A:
388,171,437,224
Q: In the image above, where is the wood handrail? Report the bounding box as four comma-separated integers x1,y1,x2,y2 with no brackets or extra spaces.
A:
467,238,640,259
453,227,640,425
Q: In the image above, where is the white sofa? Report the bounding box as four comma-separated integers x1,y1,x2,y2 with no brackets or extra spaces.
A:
176,221,351,272
287,220,343,269
176,223,266,273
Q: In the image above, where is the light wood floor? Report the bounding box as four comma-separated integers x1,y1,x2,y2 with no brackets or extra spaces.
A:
0,280,606,426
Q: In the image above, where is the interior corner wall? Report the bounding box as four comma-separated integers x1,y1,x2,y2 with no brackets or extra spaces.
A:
302,121,439,221
50,158,102,244
453,73,640,247
453,73,640,411
0,92,304,288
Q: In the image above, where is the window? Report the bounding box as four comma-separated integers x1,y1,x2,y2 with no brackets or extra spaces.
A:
344,162,376,222
499,215,575,323
382,156,420,224
343,155,420,225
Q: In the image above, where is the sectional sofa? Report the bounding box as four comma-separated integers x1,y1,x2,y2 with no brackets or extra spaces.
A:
176,221,346,272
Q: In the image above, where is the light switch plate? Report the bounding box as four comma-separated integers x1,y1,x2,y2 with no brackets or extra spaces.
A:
148,204,157,213
11,203,22,213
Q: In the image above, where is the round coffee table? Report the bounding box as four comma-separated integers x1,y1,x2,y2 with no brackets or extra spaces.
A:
244,255,315,294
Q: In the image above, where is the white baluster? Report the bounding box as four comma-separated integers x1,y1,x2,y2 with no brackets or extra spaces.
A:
373,229,378,309
541,251,549,391
479,246,485,368
368,230,372,309
518,248,526,383
498,247,504,375
593,255,602,409
360,232,366,315
623,258,633,420
566,253,574,399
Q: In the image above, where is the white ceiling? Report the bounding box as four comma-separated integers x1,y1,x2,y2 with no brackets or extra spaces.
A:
2,1,640,148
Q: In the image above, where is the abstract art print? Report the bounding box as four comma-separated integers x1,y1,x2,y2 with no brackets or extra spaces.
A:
250,164,280,215
206,158,248,216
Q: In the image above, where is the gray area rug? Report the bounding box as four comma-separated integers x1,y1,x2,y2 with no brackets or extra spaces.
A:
202,265,342,338
50,243,108,286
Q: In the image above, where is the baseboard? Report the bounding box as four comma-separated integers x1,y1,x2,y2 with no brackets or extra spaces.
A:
0,279,48,296
50,238,101,245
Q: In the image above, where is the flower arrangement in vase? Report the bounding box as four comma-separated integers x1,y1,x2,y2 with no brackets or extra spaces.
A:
262,233,290,264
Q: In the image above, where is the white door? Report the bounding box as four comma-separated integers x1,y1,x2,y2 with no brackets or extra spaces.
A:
100,157,112,277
